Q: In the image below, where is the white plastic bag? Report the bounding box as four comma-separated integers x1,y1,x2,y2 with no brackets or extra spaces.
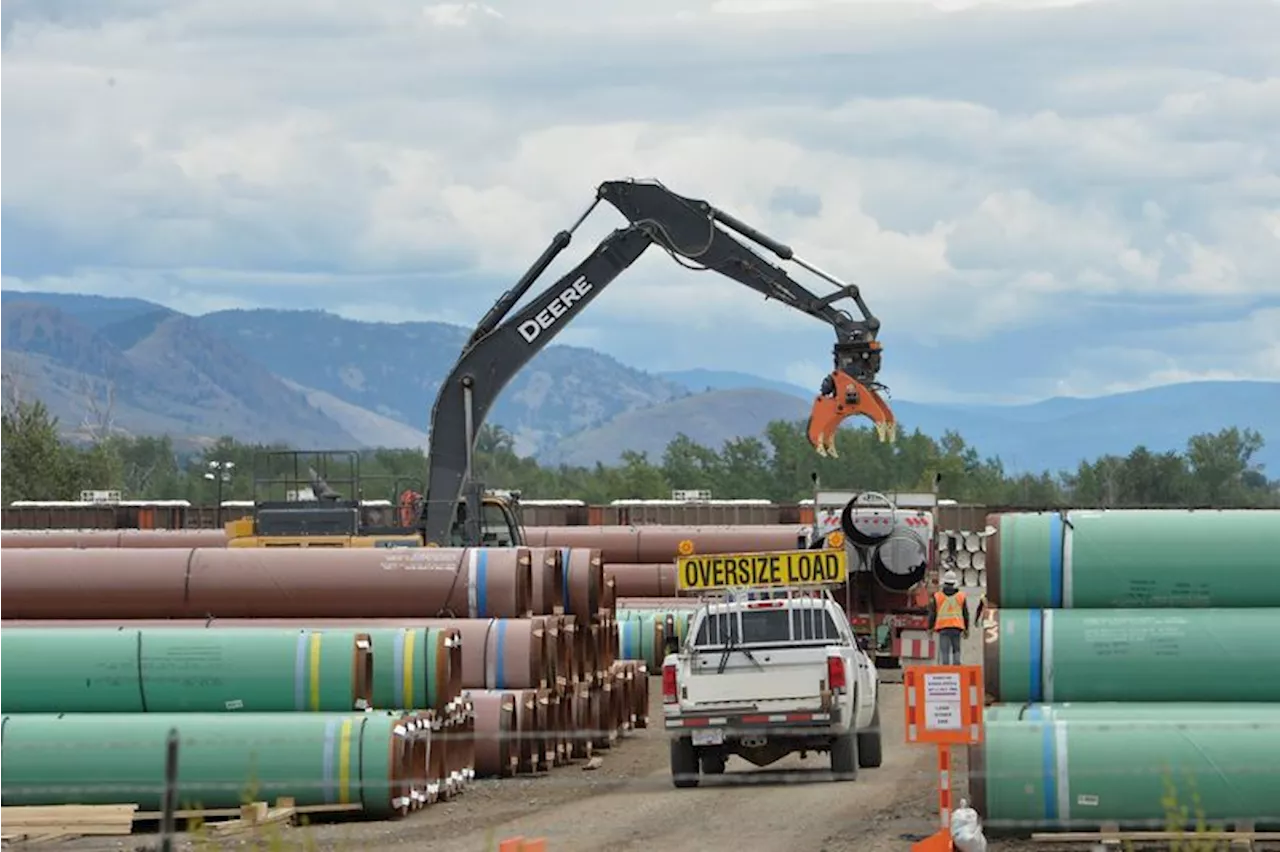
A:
950,799,988,852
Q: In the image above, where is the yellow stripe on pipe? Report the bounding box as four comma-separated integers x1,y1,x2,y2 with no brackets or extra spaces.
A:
402,629,416,710
338,718,354,804
309,632,323,711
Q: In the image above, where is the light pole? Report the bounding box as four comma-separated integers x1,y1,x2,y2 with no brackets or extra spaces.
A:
204,460,235,528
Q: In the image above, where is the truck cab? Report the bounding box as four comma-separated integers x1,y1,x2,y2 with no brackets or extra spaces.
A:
662,587,882,786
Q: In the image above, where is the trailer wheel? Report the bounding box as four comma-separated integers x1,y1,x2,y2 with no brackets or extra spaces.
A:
829,731,859,781
857,704,883,768
670,737,700,788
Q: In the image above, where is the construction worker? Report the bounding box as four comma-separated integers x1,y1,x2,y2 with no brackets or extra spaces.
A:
927,569,970,665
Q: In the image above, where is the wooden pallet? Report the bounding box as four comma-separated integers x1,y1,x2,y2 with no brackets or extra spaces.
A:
1,804,137,845
1032,820,1279,850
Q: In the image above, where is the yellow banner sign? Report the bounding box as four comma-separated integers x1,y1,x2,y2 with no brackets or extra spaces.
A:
676,549,848,591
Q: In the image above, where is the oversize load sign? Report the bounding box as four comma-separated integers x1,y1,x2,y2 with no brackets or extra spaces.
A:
676,549,848,591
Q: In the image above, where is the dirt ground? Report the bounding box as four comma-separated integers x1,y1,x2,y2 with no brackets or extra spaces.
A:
51,633,1065,852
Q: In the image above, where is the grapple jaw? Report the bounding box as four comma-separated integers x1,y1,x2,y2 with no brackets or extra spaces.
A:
806,370,897,458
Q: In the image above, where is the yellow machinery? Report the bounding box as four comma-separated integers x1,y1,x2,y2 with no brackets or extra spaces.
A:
223,450,524,548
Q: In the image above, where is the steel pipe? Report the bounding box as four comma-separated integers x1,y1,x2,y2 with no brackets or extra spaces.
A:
0,627,373,713
2,547,533,619
528,547,566,616
1,529,229,549
0,712,414,817
468,692,517,778
558,547,605,618
984,608,1280,703
605,563,679,598
530,525,808,563
970,707,1280,830
987,509,1280,608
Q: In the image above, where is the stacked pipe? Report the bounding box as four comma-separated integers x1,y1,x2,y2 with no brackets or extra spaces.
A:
1,542,631,795
527,525,823,672
935,527,991,589
1,529,230,548
975,509,1280,833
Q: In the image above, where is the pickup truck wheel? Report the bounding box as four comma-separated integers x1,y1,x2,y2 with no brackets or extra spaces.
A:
670,737,700,788
857,705,883,768
829,731,859,781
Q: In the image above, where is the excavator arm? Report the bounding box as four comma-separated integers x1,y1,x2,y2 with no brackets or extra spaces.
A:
419,178,896,546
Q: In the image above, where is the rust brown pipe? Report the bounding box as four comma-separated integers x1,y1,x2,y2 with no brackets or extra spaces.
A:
605,563,679,598
1,547,532,619
552,691,570,766
560,547,605,619
467,692,516,778
561,615,586,684
526,525,809,563
550,615,572,694
403,712,429,809
425,710,445,804
613,597,701,610
589,678,613,750
569,681,594,761
527,547,565,616
534,689,554,772
476,688,542,774
600,576,616,618
597,614,616,671
0,529,230,548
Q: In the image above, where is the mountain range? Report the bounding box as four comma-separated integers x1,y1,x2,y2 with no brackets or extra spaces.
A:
2,290,1277,476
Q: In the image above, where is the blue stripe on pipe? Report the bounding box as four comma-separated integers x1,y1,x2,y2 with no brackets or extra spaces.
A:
293,631,308,711
392,629,407,708
321,718,338,803
1028,608,1043,704
476,549,489,618
495,619,507,689
560,547,573,612
1048,513,1064,609
1040,708,1057,821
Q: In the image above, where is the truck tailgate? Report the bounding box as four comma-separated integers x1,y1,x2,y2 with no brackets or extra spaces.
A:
681,648,829,711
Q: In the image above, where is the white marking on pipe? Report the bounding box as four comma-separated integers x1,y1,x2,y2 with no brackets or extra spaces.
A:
1062,514,1075,608
1043,608,1056,703
467,549,479,618
484,620,498,688
1055,720,1071,822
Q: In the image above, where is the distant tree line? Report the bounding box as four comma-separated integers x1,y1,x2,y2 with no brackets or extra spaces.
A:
2,397,1276,508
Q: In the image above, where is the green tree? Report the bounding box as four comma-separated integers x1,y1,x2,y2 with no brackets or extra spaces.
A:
1,399,78,502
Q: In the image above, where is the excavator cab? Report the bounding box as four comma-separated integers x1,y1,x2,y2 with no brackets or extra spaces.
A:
806,339,897,458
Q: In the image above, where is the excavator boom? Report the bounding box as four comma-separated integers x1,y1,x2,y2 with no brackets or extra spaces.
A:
419,178,896,545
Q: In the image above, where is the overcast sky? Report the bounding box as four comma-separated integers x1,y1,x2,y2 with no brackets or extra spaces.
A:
3,0,1277,403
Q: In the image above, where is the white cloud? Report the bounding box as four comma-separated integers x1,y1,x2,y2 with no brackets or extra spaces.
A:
2,0,1278,400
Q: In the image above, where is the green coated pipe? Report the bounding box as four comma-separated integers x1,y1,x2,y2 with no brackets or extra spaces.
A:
984,608,1280,703
317,627,457,711
988,509,1280,608
985,702,1280,724
969,708,1280,831
615,615,665,668
0,628,373,713
0,712,413,817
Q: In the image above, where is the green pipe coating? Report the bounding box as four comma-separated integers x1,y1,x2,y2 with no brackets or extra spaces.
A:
990,509,1280,609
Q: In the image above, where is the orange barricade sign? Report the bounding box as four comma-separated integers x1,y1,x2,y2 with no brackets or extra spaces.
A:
903,665,985,851
903,664,984,745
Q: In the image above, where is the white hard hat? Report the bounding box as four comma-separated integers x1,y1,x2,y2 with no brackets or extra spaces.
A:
942,570,958,586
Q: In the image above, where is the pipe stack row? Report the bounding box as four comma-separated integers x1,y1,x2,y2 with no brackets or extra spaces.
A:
976,508,1280,833
0,543,634,816
0,625,474,815
526,525,808,669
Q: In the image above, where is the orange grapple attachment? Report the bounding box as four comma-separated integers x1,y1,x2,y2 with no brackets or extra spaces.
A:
806,371,897,458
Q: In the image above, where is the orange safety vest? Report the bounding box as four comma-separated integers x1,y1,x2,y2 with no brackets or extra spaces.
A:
933,591,966,631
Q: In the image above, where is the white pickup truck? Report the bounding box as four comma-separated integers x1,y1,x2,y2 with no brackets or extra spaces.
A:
661,590,882,787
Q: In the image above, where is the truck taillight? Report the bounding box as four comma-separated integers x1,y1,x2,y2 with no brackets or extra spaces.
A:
663,662,678,703
827,655,846,693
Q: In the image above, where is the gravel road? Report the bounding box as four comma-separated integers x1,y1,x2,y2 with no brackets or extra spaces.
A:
57,634,1061,852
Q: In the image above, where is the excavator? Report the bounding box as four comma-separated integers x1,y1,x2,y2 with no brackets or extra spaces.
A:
416,177,897,548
